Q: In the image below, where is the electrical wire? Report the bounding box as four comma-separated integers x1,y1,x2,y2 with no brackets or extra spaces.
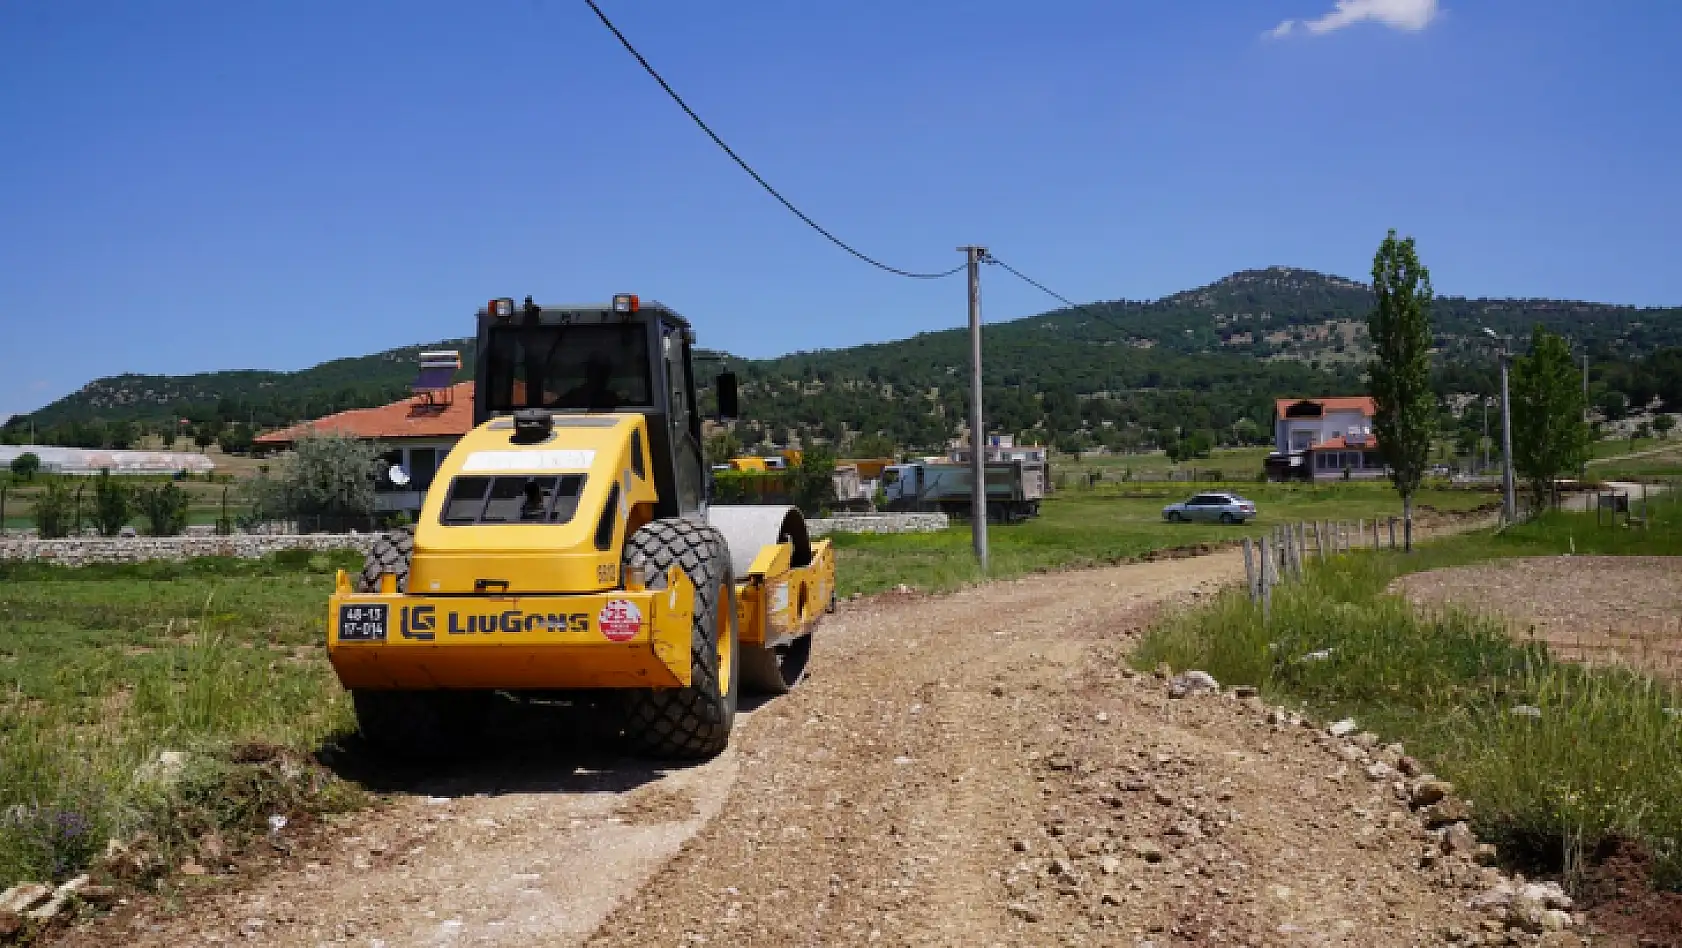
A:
984,254,1080,309
984,253,1139,336
582,0,965,281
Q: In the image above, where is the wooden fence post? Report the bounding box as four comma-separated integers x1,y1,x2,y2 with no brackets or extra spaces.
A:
1260,535,1273,620
1242,537,1257,602
1288,524,1301,579
1388,517,1397,549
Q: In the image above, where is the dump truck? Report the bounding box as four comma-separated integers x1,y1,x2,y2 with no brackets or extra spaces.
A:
327,294,834,759
880,459,1044,522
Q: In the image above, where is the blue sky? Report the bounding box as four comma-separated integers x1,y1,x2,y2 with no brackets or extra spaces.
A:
3,0,1680,422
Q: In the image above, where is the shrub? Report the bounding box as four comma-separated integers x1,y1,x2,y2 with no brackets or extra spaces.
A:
791,447,838,516
244,431,379,528
93,469,130,537
136,482,191,536
35,480,74,538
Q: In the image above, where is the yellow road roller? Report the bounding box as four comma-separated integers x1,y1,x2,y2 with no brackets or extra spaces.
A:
326,294,833,759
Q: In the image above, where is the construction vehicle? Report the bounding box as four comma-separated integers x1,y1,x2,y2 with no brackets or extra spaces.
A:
326,295,834,760
724,448,801,473
842,457,896,482
715,454,873,511
880,458,1044,522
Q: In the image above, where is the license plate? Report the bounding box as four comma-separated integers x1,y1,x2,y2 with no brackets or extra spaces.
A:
338,604,388,641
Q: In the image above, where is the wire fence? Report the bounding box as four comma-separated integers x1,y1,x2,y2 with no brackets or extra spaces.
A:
1243,516,1405,618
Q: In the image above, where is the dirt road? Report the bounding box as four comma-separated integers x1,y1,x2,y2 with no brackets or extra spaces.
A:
64,551,1507,947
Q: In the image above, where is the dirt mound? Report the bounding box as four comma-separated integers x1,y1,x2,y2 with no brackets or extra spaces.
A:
1577,839,1682,946
1393,555,1682,679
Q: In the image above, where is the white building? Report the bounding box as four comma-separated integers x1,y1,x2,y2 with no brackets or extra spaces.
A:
1271,397,1386,480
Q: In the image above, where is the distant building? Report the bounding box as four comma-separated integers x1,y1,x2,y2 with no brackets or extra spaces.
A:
947,434,1049,465
0,444,214,476
254,352,472,515
1268,397,1387,481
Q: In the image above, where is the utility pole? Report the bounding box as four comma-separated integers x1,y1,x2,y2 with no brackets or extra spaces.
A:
1484,327,1518,523
1499,345,1517,523
1481,397,1489,474
960,245,989,571
1581,352,1589,480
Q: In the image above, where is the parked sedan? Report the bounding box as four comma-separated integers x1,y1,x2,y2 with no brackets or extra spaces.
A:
1162,492,1257,524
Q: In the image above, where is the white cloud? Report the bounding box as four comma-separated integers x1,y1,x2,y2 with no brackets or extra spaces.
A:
1267,0,1439,39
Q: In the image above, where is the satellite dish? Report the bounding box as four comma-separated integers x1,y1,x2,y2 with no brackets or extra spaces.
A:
387,464,411,487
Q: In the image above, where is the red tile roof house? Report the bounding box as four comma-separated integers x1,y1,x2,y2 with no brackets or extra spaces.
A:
1269,397,1388,481
253,380,475,515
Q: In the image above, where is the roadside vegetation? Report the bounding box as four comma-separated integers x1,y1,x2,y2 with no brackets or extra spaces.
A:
1134,506,1682,889
0,552,363,886
835,480,1495,597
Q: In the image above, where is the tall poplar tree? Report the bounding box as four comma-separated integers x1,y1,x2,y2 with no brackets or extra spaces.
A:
1367,230,1435,551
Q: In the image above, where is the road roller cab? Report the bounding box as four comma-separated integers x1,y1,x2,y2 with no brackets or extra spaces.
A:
326,295,834,760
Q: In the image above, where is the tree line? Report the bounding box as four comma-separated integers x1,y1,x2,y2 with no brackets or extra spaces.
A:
8,278,1680,457
1368,230,1596,550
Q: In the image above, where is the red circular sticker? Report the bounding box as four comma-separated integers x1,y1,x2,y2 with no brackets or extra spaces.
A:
598,599,643,642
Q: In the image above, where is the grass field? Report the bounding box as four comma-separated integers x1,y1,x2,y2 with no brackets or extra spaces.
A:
0,552,363,883
1590,436,1664,461
0,476,1495,884
1135,506,1682,888
835,480,1496,597
1589,442,1682,481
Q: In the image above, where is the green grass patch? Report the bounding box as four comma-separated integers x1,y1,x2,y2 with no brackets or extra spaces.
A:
1590,437,1663,461
0,551,365,883
835,481,1497,597
1134,507,1682,887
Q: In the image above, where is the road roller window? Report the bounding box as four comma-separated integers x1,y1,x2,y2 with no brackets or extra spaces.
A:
440,474,587,525
483,323,653,413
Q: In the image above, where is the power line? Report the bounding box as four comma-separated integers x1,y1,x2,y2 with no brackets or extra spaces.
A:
582,0,964,281
985,254,1136,335
984,255,1079,309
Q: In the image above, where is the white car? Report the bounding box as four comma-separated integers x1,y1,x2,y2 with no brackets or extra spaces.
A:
1161,492,1257,524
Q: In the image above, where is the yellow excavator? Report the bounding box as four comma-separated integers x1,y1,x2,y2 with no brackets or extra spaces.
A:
326,295,833,759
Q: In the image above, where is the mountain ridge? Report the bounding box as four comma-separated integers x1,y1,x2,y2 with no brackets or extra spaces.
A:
9,267,1681,452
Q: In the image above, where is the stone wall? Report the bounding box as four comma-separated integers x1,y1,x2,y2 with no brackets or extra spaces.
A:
0,533,381,568
0,513,951,567
806,513,949,537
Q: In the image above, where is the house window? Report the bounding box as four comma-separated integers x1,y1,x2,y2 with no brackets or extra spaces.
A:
1364,451,1383,470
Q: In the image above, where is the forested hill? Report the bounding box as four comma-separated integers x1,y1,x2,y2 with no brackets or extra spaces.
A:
10,267,1682,453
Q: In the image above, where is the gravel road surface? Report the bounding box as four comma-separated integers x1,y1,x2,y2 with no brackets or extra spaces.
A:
59,551,1519,947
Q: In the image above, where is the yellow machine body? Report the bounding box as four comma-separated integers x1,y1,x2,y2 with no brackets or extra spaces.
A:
325,413,832,692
